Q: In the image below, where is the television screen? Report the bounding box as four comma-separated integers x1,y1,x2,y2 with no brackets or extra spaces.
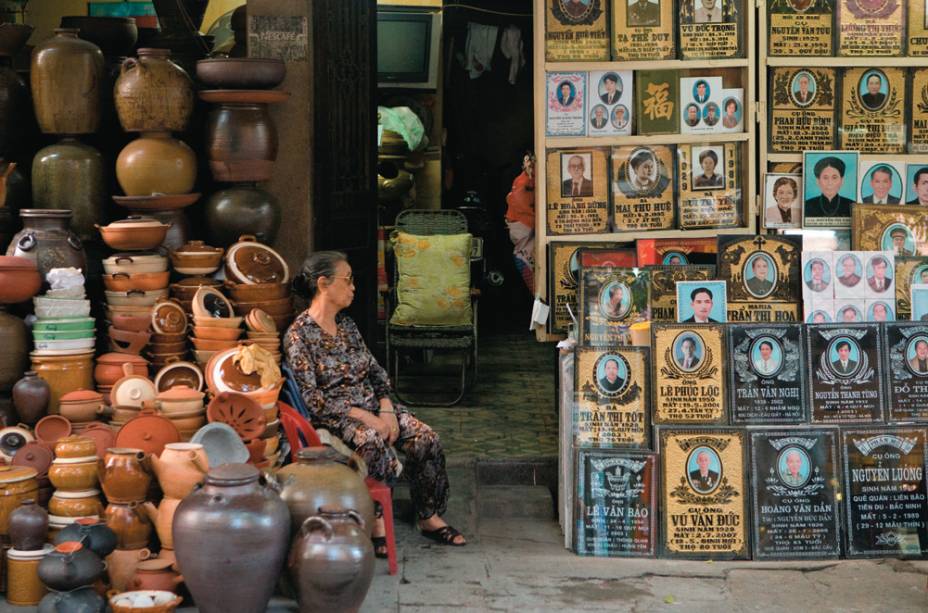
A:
377,12,433,84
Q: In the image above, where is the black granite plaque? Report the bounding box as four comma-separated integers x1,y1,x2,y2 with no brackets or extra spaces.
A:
574,448,658,557
728,325,806,424
806,324,885,424
883,323,928,423
579,267,649,346
750,429,842,559
842,427,928,558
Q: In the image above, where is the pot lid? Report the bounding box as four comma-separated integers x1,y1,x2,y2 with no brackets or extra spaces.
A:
114,410,181,456
82,428,116,459
112,373,157,408
97,352,150,366
206,392,266,440
192,286,234,319
10,441,53,476
154,361,203,393
225,236,289,285
108,216,168,228
151,300,187,335
104,254,168,265
33,415,72,443
0,255,38,270
60,389,104,403
157,385,205,401
245,309,277,334
0,465,37,484
205,463,259,486
173,240,223,255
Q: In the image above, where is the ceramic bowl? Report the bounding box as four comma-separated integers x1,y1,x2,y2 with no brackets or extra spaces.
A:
233,300,291,318
192,349,217,366
106,289,169,307
33,318,95,332
148,341,188,354
190,337,240,352
103,254,169,275
165,414,206,431
34,299,91,320
190,422,249,467
33,329,96,341
151,331,187,344
154,361,203,393
169,277,222,301
108,327,152,355
192,287,234,319
44,286,86,299
169,244,223,275
224,280,289,302
192,326,241,341
96,219,171,251
103,271,170,292
34,338,96,352
48,460,98,490
109,313,152,332
0,257,41,303
192,316,242,329
0,23,34,57
196,57,286,89
151,300,188,335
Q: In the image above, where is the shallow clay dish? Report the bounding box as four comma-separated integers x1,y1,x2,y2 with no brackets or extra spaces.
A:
192,316,242,329
192,325,241,341
112,193,201,211
196,57,286,89
206,392,266,441
110,313,154,332
224,280,289,302
34,415,72,445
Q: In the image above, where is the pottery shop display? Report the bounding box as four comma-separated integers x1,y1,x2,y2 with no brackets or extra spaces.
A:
149,442,208,499
206,102,278,182
6,544,54,605
204,187,281,247
7,209,87,281
106,547,152,592
54,517,117,558
12,370,50,425
0,256,42,304
0,310,28,391
288,508,375,613
116,132,197,196
111,371,157,408
0,466,39,536
37,586,106,613
104,501,153,549
100,447,151,503
154,361,203,393
94,354,148,387
31,138,105,242
115,48,194,133
9,499,48,550
173,464,290,613
189,422,249,467
30,29,104,135
96,216,172,251
31,350,95,411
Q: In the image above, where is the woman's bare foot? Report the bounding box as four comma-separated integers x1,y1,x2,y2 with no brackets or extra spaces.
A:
418,515,466,545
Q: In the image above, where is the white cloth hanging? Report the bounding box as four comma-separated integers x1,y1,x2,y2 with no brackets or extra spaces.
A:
499,25,525,85
463,22,498,79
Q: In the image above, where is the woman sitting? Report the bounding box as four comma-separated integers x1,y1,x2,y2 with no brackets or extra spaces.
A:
284,251,466,553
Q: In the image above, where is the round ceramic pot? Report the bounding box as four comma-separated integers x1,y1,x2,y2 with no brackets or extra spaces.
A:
203,186,280,248
100,448,151,503
31,138,105,242
37,541,105,591
173,464,290,613
9,499,48,550
53,517,117,558
30,29,104,135
104,501,152,549
0,256,42,304
0,311,29,392
105,547,152,592
94,354,148,386
30,351,95,412
0,61,27,155
0,466,39,536
37,586,105,613
115,48,193,133
131,207,191,253
6,544,54,605
6,209,87,284
49,489,103,518
206,103,277,182
54,435,98,459
148,442,208,499
116,132,196,196
288,508,374,613
128,558,183,593
142,497,180,549
48,460,98,491
12,371,50,426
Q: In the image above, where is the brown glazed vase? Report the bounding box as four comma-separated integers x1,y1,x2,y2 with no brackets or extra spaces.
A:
100,448,150,503
172,463,290,613
9,499,48,550
276,446,375,537
104,501,152,549
12,371,50,425
203,185,280,248
288,507,374,613
30,352,95,414
31,138,105,242
115,48,194,133
0,310,28,392
206,103,277,182
116,132,196,196
6,209,87,282
30,29,103,135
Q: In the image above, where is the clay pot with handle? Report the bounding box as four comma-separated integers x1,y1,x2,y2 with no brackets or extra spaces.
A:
104,501,152,550
127,558,183,593
114,48,194,133
100,448,151,503
148,442,208,499
105,547,151,592
141,497,181,549
37,541,105,592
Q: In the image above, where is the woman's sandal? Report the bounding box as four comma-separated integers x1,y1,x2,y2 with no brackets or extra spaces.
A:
371,535,388,559
420,525,466,546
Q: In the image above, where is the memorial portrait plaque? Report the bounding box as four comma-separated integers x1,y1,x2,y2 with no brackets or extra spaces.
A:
680,76,724,135
842,427,928,557
767,0,835,56
806,323,885,423
678,0,744,59
909,1,928,56
728,324,807,424
859,161,905,205
750,429,842,559
574,449,658,557
546,72,587,137
883,322,928,422
839,67,906,154
718,235,802,324
905,163,928,205
893,256,928,319
836,0,905,56
803,150,859,228
637,237,718,266
545,0,611,61
659,427,749,559
579,267,649,345
851,203,928,256
612,0,675,60
546,148,610,236
769,68,837,154
909,69,928,153
636,70,679,135
611,145,675,231
589,71,633,137
763,173,803,229
547,242,628,334
574,346,650,447
652,323,727,424
676,280,728,323
648,265,716,321
677,142,742,229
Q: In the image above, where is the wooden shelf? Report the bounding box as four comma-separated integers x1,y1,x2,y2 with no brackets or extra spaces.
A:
546,132,750,149
766,56,928,68
543,226,756,243
546,58,750,71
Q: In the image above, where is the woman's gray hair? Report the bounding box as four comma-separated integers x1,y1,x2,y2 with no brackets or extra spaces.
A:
293,250,348,299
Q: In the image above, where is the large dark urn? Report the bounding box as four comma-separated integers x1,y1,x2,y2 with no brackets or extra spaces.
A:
204,185,280,247
31,138,105,242
9,499,48,550
12,371,50,426
6,209,87,281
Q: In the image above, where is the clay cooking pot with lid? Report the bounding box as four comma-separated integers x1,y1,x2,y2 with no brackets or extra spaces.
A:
224,235,289,285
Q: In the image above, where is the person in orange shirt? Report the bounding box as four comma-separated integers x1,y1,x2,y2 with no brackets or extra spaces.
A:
505,152,536,293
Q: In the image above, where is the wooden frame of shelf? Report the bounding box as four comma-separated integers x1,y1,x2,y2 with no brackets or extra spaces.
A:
532,0,758,342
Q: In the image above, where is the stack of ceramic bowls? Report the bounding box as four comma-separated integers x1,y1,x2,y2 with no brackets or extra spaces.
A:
223,236,293,332
155,386,206,441
244,308,282,363
47,436,103,533
32,269,94,355
149,299,189,369
102,253,168,334
106,368,157,432
58,390,105,434
168,240,225,318
205,346,283,436
190,286,242,368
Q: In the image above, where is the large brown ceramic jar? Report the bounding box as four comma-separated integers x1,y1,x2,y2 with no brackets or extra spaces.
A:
115,48,194,133
30,351,95,413
12,371,50,426
31,138,105,242
206,103,277,182
0,310,29,392
276,446,375,537
48,460,99,491
204,185,280,248
288,507,374,613
100,448,150,503
104,501,152,549
0,60,27,155
9,499,48,550
30,29,103,135
116,132,196,196
172,464,290,613
6,209,87,281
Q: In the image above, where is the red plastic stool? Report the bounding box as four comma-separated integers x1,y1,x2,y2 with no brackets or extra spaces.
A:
366,477,398,575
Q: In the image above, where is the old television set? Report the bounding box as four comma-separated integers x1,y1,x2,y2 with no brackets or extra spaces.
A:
377,10,441,90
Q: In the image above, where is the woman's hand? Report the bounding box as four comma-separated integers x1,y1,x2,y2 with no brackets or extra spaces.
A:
381,411,400,445
348,407,393,443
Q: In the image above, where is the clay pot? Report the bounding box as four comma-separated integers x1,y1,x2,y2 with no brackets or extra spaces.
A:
104,501,153,550
128,558,183,593
105,547,151,592
38,541,105,591
6,209,87,283
12,371,50,426
6,544,53,606
204,186,281,248
116,132,197,196
38,586,105,613
48,459,99,491
0,61,28,155
30,29,104,135
0,310,29,392
100,448,151,503
148,442,208,499
9,499,48,550
288,508,374,613
0,256,42,304
49,490,104,518
59,16,138,58
53,518,117,558
96,217,171,251
94,354,149,386
54,434,98,459
196,57,285,89
31,138,105,242
173,464,290,613
115,48,194,133
31,351,95,412
58,393,105,424
0,466,39,536
206,103,277,182
276,446,375,537
141,497,181,549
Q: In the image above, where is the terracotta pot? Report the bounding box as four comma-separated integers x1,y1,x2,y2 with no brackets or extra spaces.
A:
104,271,170,293
12,371,50,425
148,442,208,499
38,586,105,613
59,396,105,424
0,61,28,155
288,508,374,613
59,16,138,58
48,459,99,491
54,434,98,459
128,558,183,593
6,209,87,283
0,310,29,392
30,351,95,412
94,354,148,386
105,547,151,592
132,207,190,253
49,490,104,518
116,132,196,196
30,29,104,135
204,186,281,248
196,57,285,89
53,517,117,558
96,217,171,251
276,446,375,537
9,499,48,550
225,280,289,302
31,138,105,242
38,541,105,592
141,497,181,550
173,464,290,613
104,501,152,550
6,544,53,605
108,326,152,355
100,448,150,503
110,312,155,330
206,103,277,182
0,466,39,536
115,48,194,133
0,256,42,303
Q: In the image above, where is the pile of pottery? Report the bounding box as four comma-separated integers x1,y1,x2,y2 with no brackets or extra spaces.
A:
168,239,225,315
0,256,40,397
94,353,148,407
244,308,283,364
224,235,294,332
47,435,103,539
191,286,243,368
149,299,189,369
6,498,52,606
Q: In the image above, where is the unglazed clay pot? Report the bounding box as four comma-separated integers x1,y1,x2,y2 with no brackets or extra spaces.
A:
12,370,49,425
140,497,180,549
6,209,87,282
276,446,375,537
37,541,105,591
115,48,194,133
30,29,104,135
0,310,29,392
128,558,183,593
105,547,152,592
288,508,374,613
53,517,117,558
9,499,48,550
31,138,105,242
100,448,150,503
173,464,290,613
116,132,196,196
148,442,208,499
203,185,280,247
206,103,277,182
104,501,152,549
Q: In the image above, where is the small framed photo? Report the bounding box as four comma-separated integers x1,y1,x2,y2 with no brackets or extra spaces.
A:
834,301,866,323
911,283,928,321
691,145,725,190
863,251,894,299
833,251,865,299
676,280,727,323
560,152,595,198
803,150,859,227
805,303,834,324
763,173,802,229
802,252,834,300
905,164,928,205
864,300,894,322
719,88,744,133
859,161,904,205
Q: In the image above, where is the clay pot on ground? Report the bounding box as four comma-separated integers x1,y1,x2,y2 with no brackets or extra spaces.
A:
6,209,87,282
30,351,95,411
148,442,208,499
104,501,153,550
204,186,280,248
105,547,152,592
30,29,104,135
128,558,183,593
37,541,105,591
12,371,50,425
115,48,194,133
116,132,196,196
0,309,29,392
288,508,374,613
37,586,105,613
9,499,48,550
206,103,277,182
53,518,117,558
173,464,290,613
0,255,42,304
31,138,105,242
100,448,151,503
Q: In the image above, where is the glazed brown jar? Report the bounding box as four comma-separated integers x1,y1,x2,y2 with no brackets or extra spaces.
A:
48,459,99,491
104,501,152,549
116,132,196,196
48,489,103,518
6,209,87,282
30,29,103,135
100,448,150,503
115,48,194,133
206,103,277,182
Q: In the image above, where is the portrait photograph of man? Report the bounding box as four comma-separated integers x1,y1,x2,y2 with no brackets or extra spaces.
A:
860,163,902,204
906,166,928,205
611,105,630,130
791,71,817,107
830,339,859,376
838,304,863,322
867,301,892,322
677,282,726,323
808,309,831,323
563,0,593,20
561,153,594,197
684,103,701,127
674,334,703,370
703,102,720,127
693,147,724,189
866,255,892,294
907,338,928,374
599,72,623,105
911,283,928,321
694,0,723,23
778,449,809,488
596,356,628,393
804,257,831,293
557,81,575,107
687,447,721,494
590,105,608,129
859,70,887,111
628,0,661,26
752,339,781,376
836,254,862,290
883,225,915,256
693,79,710,103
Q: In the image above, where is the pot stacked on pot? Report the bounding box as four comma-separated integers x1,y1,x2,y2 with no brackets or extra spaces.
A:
47,435,103,542
225,235,295,334
190,286,242,369
168,240,224,316
148,299,189,370
7,498,53,606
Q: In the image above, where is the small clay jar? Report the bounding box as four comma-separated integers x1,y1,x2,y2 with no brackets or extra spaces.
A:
53,517,117,558
49,489,104,518
48,459,98,490
99,447,150,503
104,501,152,549
105,547,151,592
128,558,184,593
37,541,105,592
9,499,48,550
12,371,50,426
